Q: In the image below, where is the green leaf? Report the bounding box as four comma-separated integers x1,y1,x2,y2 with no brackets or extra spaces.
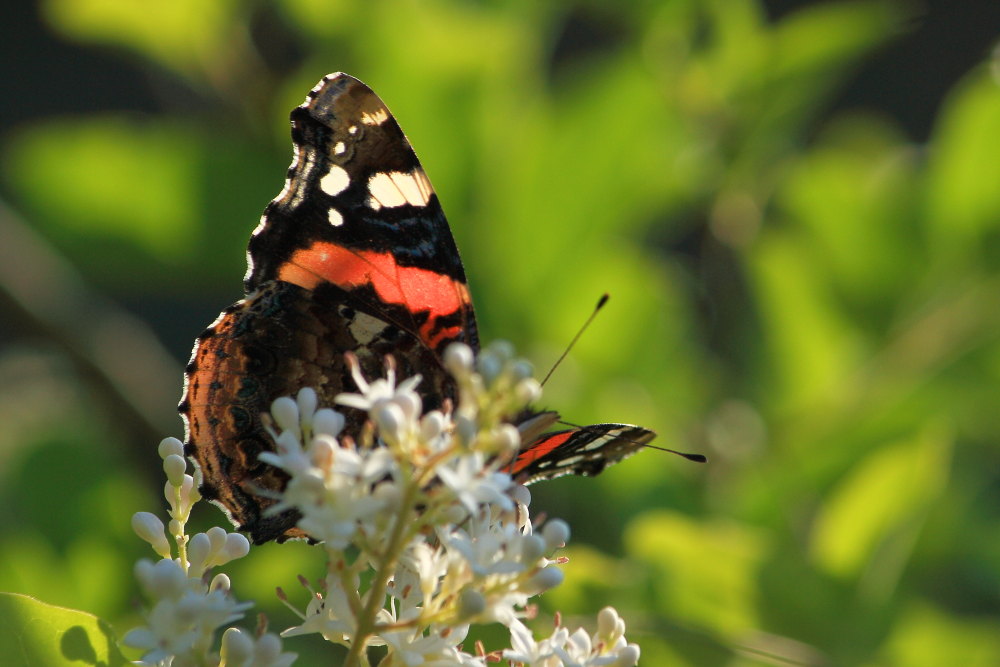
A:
624,511,765,635
777,114,918,305
41,0,240,76
880,602,1000,666
750,231,863,413
5,117,200,263
810,423,952,584
0,592,128,667
925,70,1000,249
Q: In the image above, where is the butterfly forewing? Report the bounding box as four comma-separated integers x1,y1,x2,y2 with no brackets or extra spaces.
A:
246,73,478,354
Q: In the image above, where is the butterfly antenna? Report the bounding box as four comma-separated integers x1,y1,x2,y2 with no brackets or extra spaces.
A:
643,443,707,463
557,419,707,463
540,293,609,387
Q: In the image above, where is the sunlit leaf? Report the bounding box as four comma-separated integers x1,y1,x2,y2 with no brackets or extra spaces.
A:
749,232,863,413
0,592,127,667
624,511,765,635
777,114,918,305
42,0,240,76
771,0,899,81
810,424,952,582
5,117,199,263
880,602,1000,666
925,71,1000,248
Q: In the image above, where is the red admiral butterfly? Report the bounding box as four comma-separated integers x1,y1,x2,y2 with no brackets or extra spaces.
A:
180,73,660,544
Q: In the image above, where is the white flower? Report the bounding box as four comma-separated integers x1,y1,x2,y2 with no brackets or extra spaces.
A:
125,559,253,665
503,609,640,667
335,354,422,415
436,452,513,514
380,622,471,666
389,539,450,611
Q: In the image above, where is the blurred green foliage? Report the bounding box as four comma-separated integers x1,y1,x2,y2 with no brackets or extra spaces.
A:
2,0,1000,664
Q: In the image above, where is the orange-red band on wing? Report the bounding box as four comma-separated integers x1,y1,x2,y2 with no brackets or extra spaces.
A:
278,241,470,348
508,431,574,474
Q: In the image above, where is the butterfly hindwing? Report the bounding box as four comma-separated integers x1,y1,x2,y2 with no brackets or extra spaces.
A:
181,281,453,543
510,424,657,485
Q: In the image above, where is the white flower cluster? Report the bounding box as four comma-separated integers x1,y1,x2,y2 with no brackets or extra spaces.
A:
124,437,296,667
125,341,640,666
262,342,641,666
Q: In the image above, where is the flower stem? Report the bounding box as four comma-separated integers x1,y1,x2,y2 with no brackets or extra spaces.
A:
343,480,421,667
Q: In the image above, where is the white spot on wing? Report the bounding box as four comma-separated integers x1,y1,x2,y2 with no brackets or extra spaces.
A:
334,141,346,155
347,310,389,345
367,169,433,210
319,165,350,196
361,107,389,125
348,125,358,135
327,208,344,226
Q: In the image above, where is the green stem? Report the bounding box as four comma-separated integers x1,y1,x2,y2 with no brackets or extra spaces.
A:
343,481,421,667
173,485,189,574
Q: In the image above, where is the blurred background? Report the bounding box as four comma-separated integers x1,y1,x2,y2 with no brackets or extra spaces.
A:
2,0,1000,664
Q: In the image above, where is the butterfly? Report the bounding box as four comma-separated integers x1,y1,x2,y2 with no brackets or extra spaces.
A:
179,73,660,544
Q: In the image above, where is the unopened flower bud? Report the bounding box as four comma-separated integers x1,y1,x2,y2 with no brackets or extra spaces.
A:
477,353,501,384
203,527,229,566
494,424,521,453
444,343,474,375
519,535,546,563
542,519,570,551
614,644,640,666
270,396,300,438
162,454,187,487
487,340,515,361
511,360,534,381
256,633,286,661
220,627,253,663
222,533,251,562
209,572,232,593
158,437,184,459
313,408,345,437
131,512,170,557
597,606,625,639
527,565,564,593
420,410,446,441
509,484,531,507
515,378,542,405
374,402,405,441
296,388,318,422
187,532,210,573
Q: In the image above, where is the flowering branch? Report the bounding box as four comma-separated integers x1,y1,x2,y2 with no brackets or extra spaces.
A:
125,341,641,666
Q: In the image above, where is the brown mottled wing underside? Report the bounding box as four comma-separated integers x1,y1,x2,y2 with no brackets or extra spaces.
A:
180,281,451,543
